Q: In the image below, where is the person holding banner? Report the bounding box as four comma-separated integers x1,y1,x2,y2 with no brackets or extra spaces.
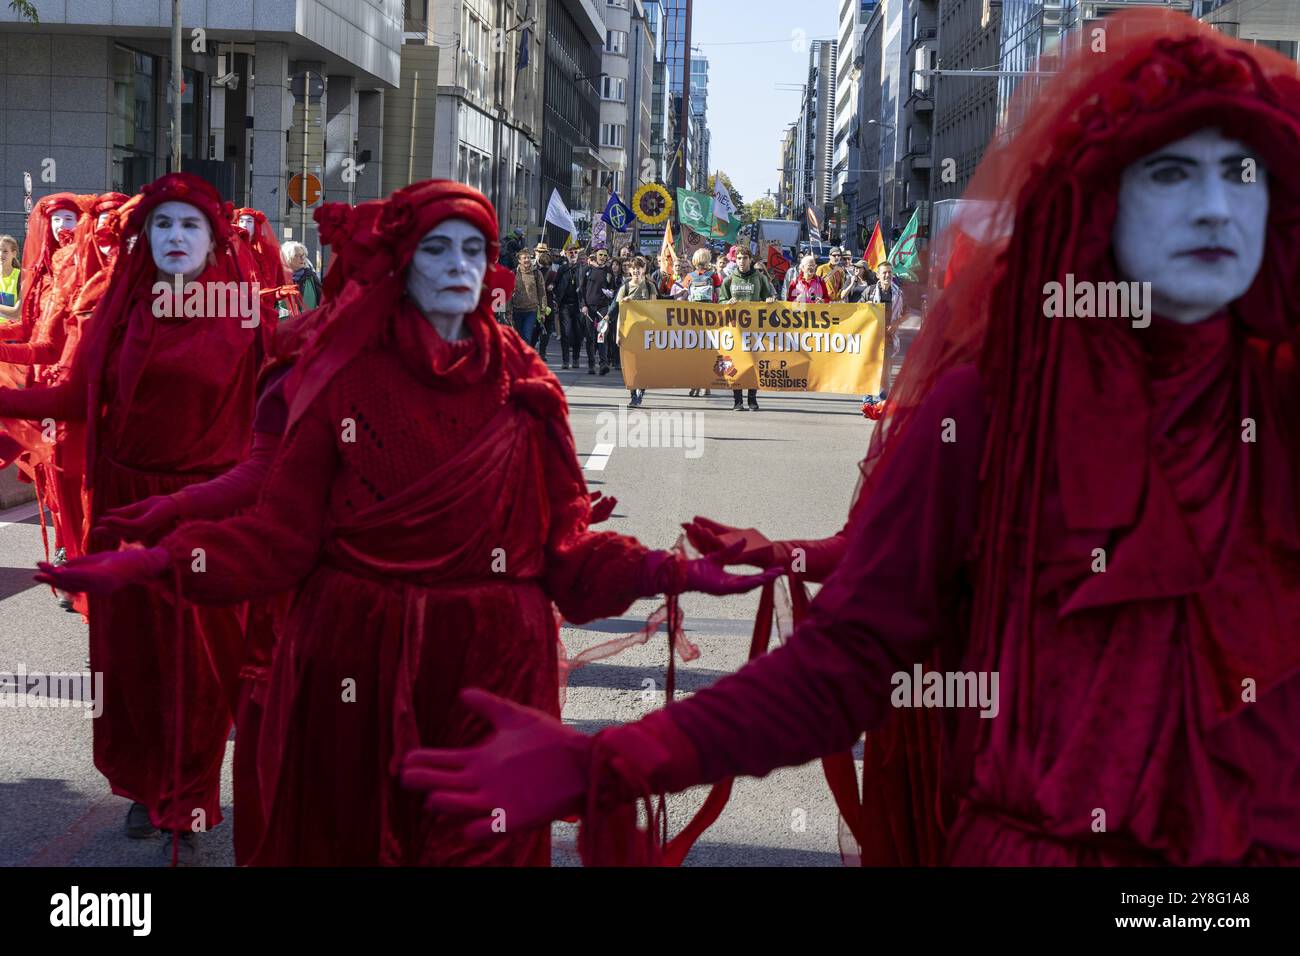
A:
613,256,657,408
864,263,905,404
719,246,775,412
402,10,1300,868
683,249,721,399
787,256,829,304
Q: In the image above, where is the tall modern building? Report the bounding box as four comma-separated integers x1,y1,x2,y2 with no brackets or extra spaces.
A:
599,0,634,195
662,0,693,187
928,0,1002,204
832,0,875,246
627,1,658,197
430,0,547,239
642,1,671,184
794,39,837,237
541,0,606,229
779,123,798,218
689,53,709,188
0,0,399,250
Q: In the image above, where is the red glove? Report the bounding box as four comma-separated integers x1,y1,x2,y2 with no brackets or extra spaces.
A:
642,544,780,598
682,516,783,569
401,688,592,841
94,494,182,545
683,515,847,581
589,491,618,525
35,545,171,597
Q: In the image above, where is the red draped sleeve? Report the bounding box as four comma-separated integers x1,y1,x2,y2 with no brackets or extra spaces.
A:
0,351,86,421
600,364,986,791
160,399,337,604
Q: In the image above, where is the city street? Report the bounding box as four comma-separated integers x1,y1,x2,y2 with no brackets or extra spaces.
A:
0,362,873,867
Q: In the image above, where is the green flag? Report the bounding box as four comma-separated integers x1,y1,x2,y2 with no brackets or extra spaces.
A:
676,189,714,237
888,207,923,282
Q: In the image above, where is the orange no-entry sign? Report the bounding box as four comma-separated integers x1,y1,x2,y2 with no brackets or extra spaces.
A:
289,173,322,206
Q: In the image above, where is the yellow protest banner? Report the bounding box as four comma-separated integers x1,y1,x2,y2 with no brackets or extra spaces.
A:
619,300,886,393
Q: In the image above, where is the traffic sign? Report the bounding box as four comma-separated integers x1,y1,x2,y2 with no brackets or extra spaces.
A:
288,173,322,206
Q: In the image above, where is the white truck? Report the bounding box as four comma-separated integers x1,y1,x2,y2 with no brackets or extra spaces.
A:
754,218,802,257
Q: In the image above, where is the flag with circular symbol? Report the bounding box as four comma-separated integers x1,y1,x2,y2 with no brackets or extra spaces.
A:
602,191,635,233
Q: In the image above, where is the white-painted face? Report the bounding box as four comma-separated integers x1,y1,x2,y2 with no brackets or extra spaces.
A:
97,212,112,229
49,209,78,241
405,218,488,318
1113,128,1269,324
238,214,257,236
149,200,214,282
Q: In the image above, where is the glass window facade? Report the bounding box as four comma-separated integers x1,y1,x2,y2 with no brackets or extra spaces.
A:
112,44,156,194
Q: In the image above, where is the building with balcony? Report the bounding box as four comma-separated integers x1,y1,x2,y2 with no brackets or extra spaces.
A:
541,0,606,231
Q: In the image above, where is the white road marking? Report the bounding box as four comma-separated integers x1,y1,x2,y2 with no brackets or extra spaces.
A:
583,443,615,471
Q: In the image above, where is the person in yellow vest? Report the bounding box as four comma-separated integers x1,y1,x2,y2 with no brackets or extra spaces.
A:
0,235,20,325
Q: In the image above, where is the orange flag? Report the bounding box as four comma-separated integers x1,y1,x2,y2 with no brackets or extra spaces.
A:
659,221,679,279
865,222,887,272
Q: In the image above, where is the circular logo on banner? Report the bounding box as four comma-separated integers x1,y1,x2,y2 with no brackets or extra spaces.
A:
632,183,672,226
607,202,629,231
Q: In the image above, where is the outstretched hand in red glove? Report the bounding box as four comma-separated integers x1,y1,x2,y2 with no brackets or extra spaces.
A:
588,491,618,525
93,494,182,545
401,688,591,840
35,545,171,597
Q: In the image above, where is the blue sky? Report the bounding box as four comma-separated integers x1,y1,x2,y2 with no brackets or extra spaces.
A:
691,0,839,207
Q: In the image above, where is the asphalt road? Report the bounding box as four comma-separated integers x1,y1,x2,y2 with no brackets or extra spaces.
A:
0,357,875,867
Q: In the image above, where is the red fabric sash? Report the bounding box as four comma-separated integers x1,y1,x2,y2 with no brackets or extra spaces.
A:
325,398,548,582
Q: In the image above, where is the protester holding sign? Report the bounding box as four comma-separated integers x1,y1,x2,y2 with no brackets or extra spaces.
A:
614,256,658,408
788,256,829,304
719,247,776,411
683,249,721,398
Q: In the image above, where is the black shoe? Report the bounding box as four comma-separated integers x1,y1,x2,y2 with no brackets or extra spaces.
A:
562,361,570,370
162,830,199,866
732,401,745,411
628,395,642,408
748,400,760,412
599,364,609,376
126,802,157,839
688,389,699,397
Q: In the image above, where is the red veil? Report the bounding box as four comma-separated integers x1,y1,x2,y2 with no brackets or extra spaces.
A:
232,207,290,289
79,174,273,488
841,8,1300,854
14,192,84,339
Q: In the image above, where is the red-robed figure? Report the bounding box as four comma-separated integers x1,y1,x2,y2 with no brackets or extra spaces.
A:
401,11,1300,866
3,173,274,864
43,180,773,866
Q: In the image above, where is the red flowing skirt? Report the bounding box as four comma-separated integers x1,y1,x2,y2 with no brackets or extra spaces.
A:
250,565,559,866
88,454,245,832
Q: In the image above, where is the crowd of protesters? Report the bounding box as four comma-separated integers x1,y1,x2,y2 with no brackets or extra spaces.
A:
497,238,906,407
